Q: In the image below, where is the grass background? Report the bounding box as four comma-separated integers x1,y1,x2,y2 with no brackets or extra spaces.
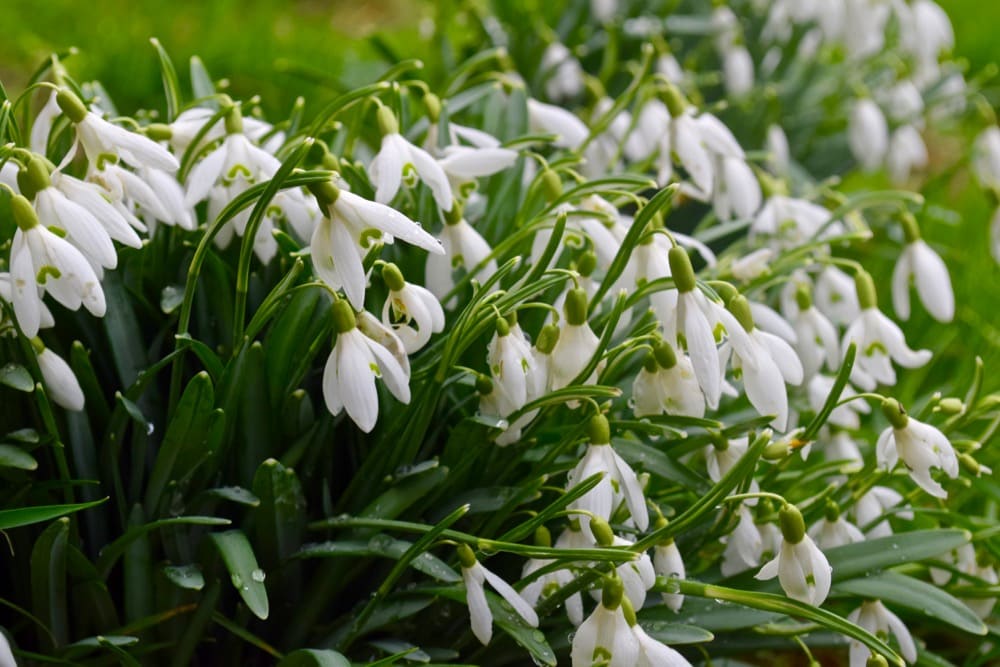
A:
2,0,997,395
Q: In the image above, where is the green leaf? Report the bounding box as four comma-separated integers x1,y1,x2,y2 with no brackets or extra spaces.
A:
0,498,107,531
97,515,231,577
276,649,351,667
150,37,181,121
163,564,206,591
31,518,70,647
67,635,139,649
204,486,261,507
489,593,556,666
0,444,38,470
0,362,34,392
210,530,269,620
834,571,987,635
801,342,856,442
826,530,971,582
251,458,306,565
639,621,715,645
613,437,710,492
189,55,217,103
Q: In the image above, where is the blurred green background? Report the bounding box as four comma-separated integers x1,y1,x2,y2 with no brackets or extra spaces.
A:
1,0,997,394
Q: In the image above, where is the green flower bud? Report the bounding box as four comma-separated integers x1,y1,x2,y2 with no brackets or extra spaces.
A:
620,595,637,626
881,397,909,430
668,246,696,293
824,500,841,522
591,516,615,546
937,397,964,415
308,180,341,209
763,440,788,460
866,655,888,667
662,84,688,117
778,503,806,544
17,155,52,200
541,169,562,202
495,316,510,337
854,270,878,310
795,284,813,311
576,250,598,278
11,194,40,231
653,340,677,369
900,212,921,244
534,525,552,548
456,543,477,569
564,287,589,326
376,105,399,136
224,104,244,135
587,414,611,445
535,323,560,354
424,93,442,123
475,373,494,396
444,199,464,225
643,353,659,373
707,280,738,305
56,88,88,123
30,336,46,354
728,295,755,333
144,123,173,142
601,576,624,610
381,263,406,292
331,298,357,334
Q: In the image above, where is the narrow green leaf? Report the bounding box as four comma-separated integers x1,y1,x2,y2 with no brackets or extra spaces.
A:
826,530,971,582
163,564,206,591
277,649,351,667
97,515,231,578
0,444,38,470
489,594,556,666
150,38,181,121
210,530,269,620
0,498,107,531
834,571,987,635
31,518,70,647
189,55,217,104
0,362,34,392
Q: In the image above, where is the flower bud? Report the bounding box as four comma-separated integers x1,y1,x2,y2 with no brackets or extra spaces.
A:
866,655,888,667
668,246,696,293
535,323,560,354
601,576,624,609
794,283,813,311
11,194,40,231
376,105,400,136
381,263,406,292
587,414,611,445
727,295,755,332
541,169,562,202
308,180,341,208
564,287,589,325
17,155,52,201
475,373,494,395
763,440,788,460
56,88,88,123
881,397,909,430
937,397,965,415
145,123,173,141
653,340,677,369
456,543,477,568
424,93,442,123
590,516,615,546
533,525,552,548
855,270,878,310
824,500,841,522
224,104,244,135
576,250,598,278
495,315,510,337
620,595,637,626
444,199,464,225
778,503,806,545
708,280,738,305
662,84,688,117
331,298,357,334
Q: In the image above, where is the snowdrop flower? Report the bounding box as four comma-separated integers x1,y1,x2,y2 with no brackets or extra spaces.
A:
0,274,54,334
48,170,143,250
135,166,195,230
756,503,832,606
33,338,84,411
808,501,864,549
886,125,928,184
730,248,773,282
309,180,443,310
668,247,722,409
31,91,63,154
721,505,765,576
705,436,757,488
571,577,639,667
528,99,589,150
18,156,118,273
632,340,705,419
457,544,538,645
723,45,754,97
843,271,931,390
369,106,452,211
723,296,804,431
55,89,179,172
540,42,584,101
751,196,838,249
585,519,656,609
623,99,669,163
379,263,444,354
847,600,917,667
437,144,518,193
591,0,617,23
425,203,497,308
90,161,175,229
322,298,410,432
633,623,692,667
792,284,840,378
486,315,536,409
710,155,762,221
8,195,105,338
767,124,791,174
815,265,861,325
549,288,601,390
653,524,685,611
891,216,954,322
848,99,889,171
567,415,649,536
520,527,585,625
854,486,910,538
877,398,958,499
973,126,1000,191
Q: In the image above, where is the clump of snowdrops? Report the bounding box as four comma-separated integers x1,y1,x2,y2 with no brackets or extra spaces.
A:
1,1,999,665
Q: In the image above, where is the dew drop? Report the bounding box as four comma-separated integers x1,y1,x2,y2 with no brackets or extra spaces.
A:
251,568,266,583
146,422,155,435
230,574,243,588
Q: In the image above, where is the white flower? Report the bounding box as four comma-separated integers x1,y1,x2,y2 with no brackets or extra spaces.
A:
56,89,179,172
843,272,931,390
808,376,870,429
457,544,538,645
848,99,889,171
668,247,722,409
521,529,585,625
756,504,832,606
848,600,917,667
549,288,601,390
877,399,958,499
624,100,670,163
721,505,765,576
632,343,705,419
379,263,444,354
814,265,860,325
723,45,754,97
568,415,649,535
486,317,536,409
653,539,685,612
426,210,497,308
9,196,106,338
528,99,589,150
49,171,143,250
793,294,840,379
34,341,85,411
853,486,910,538
808,511,864,550
322,300,410,432
973,126,1000,191
571,581,640,667
185,131,279,206
541,42,584,100
437,145,518,191
369,107,453,211
751,196,838,249
723,296,804,431
136,167,196,230
886,125,928,184
891,237,954,323
310,181,443,310
31,173,118,272
767,124,791,173
730,248,773,282
633,624,692,667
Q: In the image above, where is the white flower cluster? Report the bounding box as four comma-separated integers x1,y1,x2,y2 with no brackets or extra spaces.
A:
1,0,994,665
